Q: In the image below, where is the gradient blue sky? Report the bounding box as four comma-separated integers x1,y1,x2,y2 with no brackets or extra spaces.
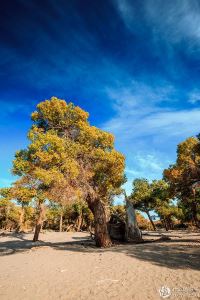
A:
1,0,200,195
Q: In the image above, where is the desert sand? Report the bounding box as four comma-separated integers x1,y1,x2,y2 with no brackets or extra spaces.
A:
0,230,200,300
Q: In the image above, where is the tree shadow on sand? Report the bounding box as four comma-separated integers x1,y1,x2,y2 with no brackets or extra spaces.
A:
0,231,200,271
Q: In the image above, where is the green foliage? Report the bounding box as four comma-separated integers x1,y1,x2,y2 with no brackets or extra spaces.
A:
44,201,94,231
129,178,184,229
111,204,126,221
9,182,35,205
5,97,200,232
130,178,169,209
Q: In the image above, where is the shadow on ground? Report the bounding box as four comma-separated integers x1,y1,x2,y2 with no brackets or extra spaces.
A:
0,231,200,271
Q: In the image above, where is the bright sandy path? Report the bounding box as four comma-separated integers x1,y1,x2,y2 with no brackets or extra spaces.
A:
0,230,200,300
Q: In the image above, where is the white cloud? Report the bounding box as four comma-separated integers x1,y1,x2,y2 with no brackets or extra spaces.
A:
103,83,200,142
126,153,165,179
124,153,165,195
135,154,163,172
102,81,200,193
145,0,200,43
115,0,200,47
188,90,200,104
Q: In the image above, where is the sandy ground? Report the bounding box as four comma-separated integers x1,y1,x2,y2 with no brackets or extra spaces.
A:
0,230,200,300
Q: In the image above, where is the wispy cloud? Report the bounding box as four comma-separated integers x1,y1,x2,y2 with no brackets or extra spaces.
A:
103,82,200,141
102,81,200,192
188,90,200,104
124,153,166,195
126,153,163,178
115,0,200,46
1,0,200,196
105,108,200,140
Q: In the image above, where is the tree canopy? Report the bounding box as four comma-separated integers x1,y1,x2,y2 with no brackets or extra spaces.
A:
11,97,125,246
164,136,200,227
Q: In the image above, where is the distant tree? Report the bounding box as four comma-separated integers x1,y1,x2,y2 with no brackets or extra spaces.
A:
130,179,157,230
0,188,19,230
136,212,152,230
156,202,183,230
9,173,46,241
9,181,35,232
110,204,126,221
150,179,175,230
72,201,85,232
129,178,182,231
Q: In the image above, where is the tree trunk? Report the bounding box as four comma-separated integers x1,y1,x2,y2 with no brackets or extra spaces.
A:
5,205,10,230
145,210,156,231
66,224,73,232
80,214,84,229
59,211,63,232
88,199,112,247
163,218,168,231
33,202,45,242
76,212,82,232
125,198,142,242
191,202,200,228
16,204,25,233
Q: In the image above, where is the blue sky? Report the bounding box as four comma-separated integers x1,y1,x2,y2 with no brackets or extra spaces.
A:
1,0,200,195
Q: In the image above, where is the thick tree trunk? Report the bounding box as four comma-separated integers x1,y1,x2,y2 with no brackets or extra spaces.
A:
33,202,45,242
145,210,156,231
59,211,63,232
89,199,112,247
125,198,142,242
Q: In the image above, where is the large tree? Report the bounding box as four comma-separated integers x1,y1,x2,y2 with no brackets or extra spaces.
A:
164,137,200,227
12,97,125,246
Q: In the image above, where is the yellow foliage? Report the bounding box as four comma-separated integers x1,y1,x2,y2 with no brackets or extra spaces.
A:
12,97,125,206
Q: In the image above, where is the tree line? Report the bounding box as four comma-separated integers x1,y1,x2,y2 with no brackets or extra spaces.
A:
0,199,151,234
0,97,200,247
